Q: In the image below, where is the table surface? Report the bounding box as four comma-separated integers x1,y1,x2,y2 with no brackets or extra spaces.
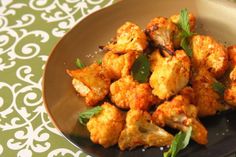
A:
0,0,236,157
0,0,114,156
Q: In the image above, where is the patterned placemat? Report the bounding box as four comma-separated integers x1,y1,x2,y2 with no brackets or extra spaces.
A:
0,1,114,156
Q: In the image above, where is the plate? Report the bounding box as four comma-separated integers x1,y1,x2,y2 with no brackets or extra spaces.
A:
43,0,236,157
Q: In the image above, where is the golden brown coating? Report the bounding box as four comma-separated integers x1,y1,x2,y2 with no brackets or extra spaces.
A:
224,82,236,107
87,102,125,148
224,46,236,107
146,17,178,51
152,87,208,145
169,12,196,32
105,22,147,53
110,75,159,110
67,63,110,106
118,109,173,150
102,51,137,80
192,68,224,117
191,35,228,78
228,45,236,66
149,50,190,100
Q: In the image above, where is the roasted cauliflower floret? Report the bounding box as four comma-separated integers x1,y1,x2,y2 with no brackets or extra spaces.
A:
170,12,196,32
149,50,190,99
224,46,236,107
224,82,236,107
146,17,178,51
67,63,110,106
118,109,173,150
191,35,228,78
87,102,125,148
152,87,208,145
192,68,224,116
105,22,147,53
110,75,159,110
102,51,137,80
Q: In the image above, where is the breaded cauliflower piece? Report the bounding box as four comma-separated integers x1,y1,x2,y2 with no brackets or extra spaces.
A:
118,109,173,150
87,102,125,148
152,87,208,145
105,22,147,53
228,45,236,66
102,51,137,80
110,75,159,110
149,50,190,100
224,46,236,107
191,35,228,78
146,17,178,51
67,63,110,106
192,68,224,116
169,12,196,32
149,49,162,72
224,82,236,107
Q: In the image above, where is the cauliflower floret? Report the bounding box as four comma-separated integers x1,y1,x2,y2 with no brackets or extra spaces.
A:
67,63,110,106
87,102,125,148
118,109,173,150
192,68,224,116
228,45,236,67
105,22,147,53
102,51,137,80
224,82,236,107
152,87,208,145
149,50,190,100
110,75,159,110
224,46,236,107
146,17,178,51
169,12,196,32
191,35,228,78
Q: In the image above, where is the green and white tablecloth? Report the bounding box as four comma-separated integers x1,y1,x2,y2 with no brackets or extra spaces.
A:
0,0,114,156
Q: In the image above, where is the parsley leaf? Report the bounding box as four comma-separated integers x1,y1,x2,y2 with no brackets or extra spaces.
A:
76,58,85,68
180,37,192,57
212,81,226,95
178,8,193,57
131,54,150,83
164,126,192,157
179,8,193,37
97,59,102,65
78,106,103,125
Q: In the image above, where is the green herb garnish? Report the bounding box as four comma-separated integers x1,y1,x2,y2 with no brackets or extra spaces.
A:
164,126,192,157
181,37,192,57
178,8,193,57
76,58,85,68
78,106,103,125
212,81,226,95
179,8,193,37
131,54,150,83
97,59,102,65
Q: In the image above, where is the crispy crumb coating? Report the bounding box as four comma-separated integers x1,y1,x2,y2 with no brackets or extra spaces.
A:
192,68,224,116
191,35,228,78
105,22,147,53
118,109,173,150
152,87,208,145
149,50,190,100
224,46,236,107
67,63,110,106
102,51,137,80
146,17,178,51
110,75,159,110
87,102,125,148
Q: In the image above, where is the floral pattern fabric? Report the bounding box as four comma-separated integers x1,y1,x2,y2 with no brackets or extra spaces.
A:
0,0,114,156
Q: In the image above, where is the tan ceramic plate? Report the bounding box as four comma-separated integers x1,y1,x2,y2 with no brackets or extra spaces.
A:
43,0,236,157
